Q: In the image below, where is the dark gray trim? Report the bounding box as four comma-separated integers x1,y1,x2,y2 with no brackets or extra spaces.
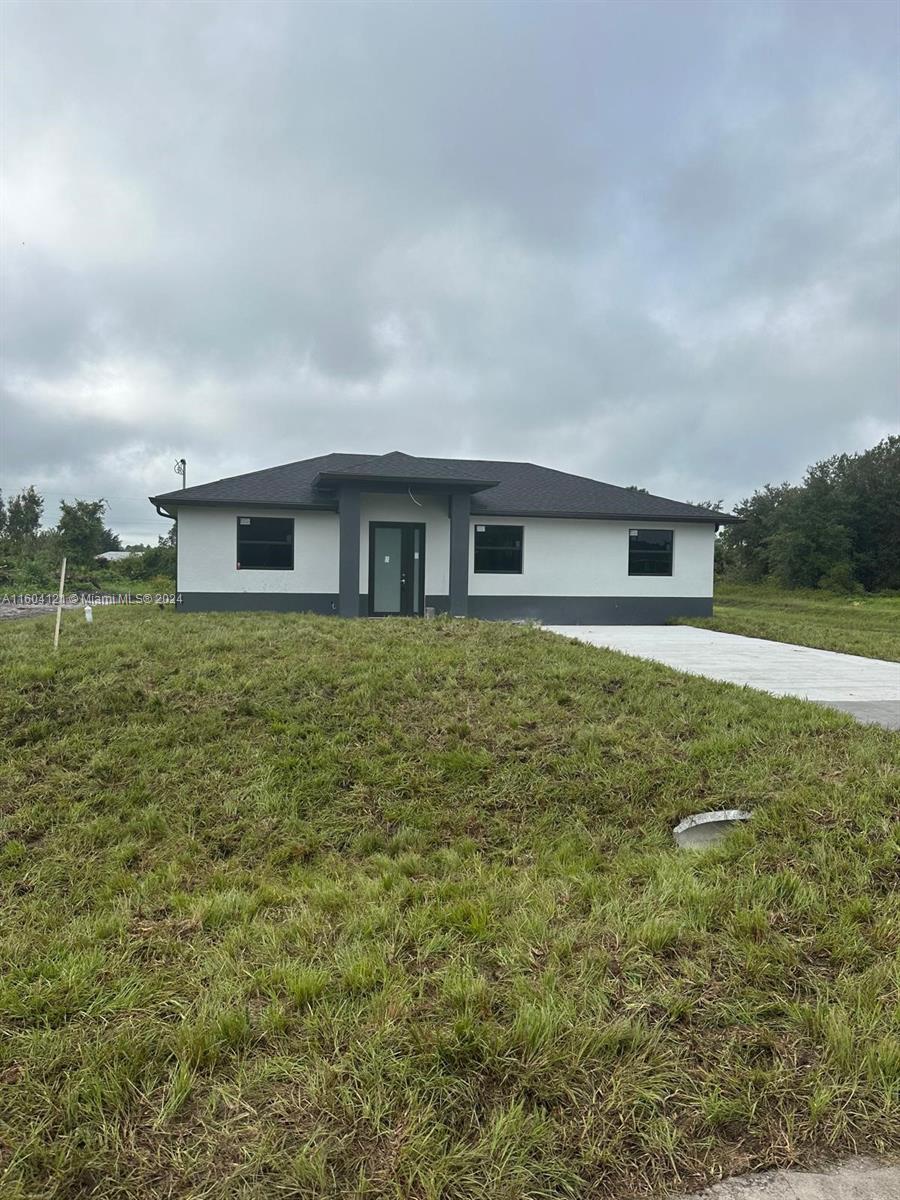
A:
338,487,361,618
178,593,338,614
448,492,471,617
467,595,713,624
152,495,735,523
176,593,709,623
469,508,736,523
177,592,452,617
149,497,338,513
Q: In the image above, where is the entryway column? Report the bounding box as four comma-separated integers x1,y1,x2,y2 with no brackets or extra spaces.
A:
449,492,470,617
338,487,360,617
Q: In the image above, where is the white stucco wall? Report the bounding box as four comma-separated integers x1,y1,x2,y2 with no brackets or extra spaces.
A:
358,492,451,595
467,517,715,597
176,502,715,601
177,506,339,593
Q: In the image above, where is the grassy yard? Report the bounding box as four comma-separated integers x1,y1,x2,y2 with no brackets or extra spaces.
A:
682,583,900,661
1,610,898,1199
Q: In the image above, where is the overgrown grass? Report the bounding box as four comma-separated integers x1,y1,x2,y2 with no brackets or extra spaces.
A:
1,567,176,599
682,583,900,661
1,610,898,1199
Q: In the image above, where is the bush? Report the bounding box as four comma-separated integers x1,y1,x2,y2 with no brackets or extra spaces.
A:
120,545,176,581
817,564,864,596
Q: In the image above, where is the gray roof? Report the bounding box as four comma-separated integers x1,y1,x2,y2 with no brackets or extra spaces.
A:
313,450,500,490
151,450,737,523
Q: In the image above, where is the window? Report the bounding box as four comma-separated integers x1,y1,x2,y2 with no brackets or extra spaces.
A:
474,524,523,574
236,516,294,570
628,528,673,576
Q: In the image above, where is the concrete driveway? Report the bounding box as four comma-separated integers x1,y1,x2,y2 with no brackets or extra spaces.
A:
676,1156,900,1199
545,625,900,730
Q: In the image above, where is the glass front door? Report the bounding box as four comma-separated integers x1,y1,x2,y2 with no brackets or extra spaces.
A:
368,523,425,616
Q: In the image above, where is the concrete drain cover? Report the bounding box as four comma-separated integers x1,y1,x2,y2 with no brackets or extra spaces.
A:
673,809,752,849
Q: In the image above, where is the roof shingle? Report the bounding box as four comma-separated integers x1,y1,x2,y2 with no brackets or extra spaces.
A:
150,451,737,522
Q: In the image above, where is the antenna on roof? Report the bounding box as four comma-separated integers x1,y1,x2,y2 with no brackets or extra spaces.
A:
174,458,186,489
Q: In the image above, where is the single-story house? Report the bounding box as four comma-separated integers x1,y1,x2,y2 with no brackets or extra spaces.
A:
149,450,738,623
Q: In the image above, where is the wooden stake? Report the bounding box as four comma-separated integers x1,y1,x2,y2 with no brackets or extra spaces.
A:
53,556,67,650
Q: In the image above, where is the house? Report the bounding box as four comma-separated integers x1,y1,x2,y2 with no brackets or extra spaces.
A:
149,451,737,623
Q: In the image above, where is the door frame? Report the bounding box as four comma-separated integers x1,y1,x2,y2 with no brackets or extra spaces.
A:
367,521,427,616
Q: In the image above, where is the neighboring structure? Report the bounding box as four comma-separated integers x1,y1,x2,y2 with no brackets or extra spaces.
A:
149,451,737,623
94,550,139,563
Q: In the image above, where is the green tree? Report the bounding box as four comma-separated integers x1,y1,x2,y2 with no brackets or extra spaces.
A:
766,471,852,590
57,499,121,564
720,437,899,591
5,486,43,543
837,436,900,591
720,483,796,580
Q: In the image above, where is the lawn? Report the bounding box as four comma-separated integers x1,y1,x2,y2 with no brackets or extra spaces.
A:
1,610,897,1199
681,583,900,662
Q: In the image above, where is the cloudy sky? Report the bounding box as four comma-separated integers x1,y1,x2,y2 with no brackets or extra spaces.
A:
2,0,898,543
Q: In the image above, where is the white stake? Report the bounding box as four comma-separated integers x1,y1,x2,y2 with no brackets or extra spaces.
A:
53,556,67,650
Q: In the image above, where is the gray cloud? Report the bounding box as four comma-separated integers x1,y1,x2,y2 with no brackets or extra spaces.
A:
1,0,897,542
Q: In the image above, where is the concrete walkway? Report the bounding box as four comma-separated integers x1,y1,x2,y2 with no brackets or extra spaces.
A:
545,626,900,730
677,1157,900,1199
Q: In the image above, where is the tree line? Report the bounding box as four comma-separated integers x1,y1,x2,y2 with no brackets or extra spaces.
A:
2,436,897,594
0,487,176,589
719,436,899,592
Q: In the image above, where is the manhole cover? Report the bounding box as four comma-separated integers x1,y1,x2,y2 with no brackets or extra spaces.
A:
673,809,752,849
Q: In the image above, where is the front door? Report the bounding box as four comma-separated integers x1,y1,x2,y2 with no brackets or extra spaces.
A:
368,522,425,616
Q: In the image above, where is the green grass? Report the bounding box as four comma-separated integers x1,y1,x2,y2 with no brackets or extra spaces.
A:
682,583,900,661
1,610,898,1199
